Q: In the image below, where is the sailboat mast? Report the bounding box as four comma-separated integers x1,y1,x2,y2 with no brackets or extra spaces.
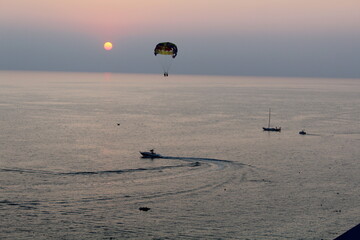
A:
268,108,271,128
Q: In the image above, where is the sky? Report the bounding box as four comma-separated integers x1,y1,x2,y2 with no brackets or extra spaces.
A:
1,0,360,78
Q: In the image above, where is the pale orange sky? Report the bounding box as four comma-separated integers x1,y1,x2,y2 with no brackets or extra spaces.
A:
2,0,360,37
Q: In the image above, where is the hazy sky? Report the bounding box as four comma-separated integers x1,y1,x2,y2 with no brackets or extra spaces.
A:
1,0,360,78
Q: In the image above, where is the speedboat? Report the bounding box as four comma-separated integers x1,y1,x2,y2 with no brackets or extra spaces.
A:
299,130,306,135
140,150,162,158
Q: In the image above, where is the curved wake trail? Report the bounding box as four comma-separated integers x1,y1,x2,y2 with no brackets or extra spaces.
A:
1,156,248,177
162,156,251,168
62,163,191,175
162,156,233,163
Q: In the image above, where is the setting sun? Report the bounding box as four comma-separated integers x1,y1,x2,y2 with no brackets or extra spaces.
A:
104,42,113,51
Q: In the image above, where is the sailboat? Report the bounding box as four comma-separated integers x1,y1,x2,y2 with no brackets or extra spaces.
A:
263,108,281,132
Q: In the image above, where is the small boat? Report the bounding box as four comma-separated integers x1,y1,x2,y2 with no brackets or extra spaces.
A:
139,207,151,211
263,108,281,132
299,130,307,135
140,149,162,158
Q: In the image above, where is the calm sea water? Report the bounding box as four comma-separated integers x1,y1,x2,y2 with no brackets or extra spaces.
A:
0,71,359,240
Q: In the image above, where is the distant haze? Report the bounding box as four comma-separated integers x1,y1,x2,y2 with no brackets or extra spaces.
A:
1,0,360,78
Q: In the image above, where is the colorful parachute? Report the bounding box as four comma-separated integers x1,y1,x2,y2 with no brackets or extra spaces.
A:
154,42,178,76
154,42,178,58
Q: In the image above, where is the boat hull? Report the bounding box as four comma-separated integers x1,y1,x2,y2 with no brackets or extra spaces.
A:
263,127,281,132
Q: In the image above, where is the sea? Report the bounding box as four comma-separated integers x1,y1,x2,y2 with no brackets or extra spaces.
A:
0,71,359,240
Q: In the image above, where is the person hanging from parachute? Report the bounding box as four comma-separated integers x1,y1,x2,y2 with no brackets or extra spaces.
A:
154,42,178,77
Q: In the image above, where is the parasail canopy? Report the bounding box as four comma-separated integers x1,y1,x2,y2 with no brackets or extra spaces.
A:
154,42,178,58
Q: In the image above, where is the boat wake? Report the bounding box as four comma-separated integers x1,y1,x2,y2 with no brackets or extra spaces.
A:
162,156,251,168
162,156,233,163
1,156,245,176
1,157,264,216
0,163,194,176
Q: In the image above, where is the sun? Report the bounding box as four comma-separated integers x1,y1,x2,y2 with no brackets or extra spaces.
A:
104,42,113,51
